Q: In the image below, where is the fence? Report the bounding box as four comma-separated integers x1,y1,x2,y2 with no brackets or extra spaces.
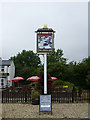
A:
50,90,90,103
2,88,32,103
1,88,90,103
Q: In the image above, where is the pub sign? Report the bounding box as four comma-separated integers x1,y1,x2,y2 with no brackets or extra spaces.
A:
35,25,55,53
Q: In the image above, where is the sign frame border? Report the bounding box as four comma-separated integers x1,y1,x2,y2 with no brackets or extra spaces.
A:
37,33,54,54
39,94,52,115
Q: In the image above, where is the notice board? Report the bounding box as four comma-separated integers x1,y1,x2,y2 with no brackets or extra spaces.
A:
39,94,52,113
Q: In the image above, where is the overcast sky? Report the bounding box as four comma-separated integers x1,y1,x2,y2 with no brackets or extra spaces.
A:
1,2,88,63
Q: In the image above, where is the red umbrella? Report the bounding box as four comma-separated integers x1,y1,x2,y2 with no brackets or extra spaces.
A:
48,77,58,81
9,77,24,82
27,76,40,81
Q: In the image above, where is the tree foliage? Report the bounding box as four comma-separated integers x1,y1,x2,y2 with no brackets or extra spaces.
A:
10,50,41,68
10,49,90,90
47,49,67,79
10,50,41,79
47,49,67,64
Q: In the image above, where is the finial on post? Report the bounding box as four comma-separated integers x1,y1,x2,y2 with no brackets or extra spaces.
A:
43,24,48,28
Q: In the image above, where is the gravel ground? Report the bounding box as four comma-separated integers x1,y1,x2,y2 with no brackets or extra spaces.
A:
0,103,89,119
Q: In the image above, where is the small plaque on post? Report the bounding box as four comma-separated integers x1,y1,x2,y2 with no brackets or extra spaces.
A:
39,94,52,114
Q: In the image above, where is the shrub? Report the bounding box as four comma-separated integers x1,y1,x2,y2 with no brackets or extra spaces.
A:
52,80,74,90
31,89,40,100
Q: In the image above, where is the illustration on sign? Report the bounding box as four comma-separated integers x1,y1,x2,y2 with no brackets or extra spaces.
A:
38,34,52,49
37,34,54,53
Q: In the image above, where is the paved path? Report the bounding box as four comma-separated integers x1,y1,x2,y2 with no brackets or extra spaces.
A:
1,103,89,119
1,118,90,120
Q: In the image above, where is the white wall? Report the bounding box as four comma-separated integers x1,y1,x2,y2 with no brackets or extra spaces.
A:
8,62,15,87
0,61,15,88
4,66,8,73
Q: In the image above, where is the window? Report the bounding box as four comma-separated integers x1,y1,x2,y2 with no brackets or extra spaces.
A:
1,79,3,82
1,83,4,86
1,66,4,72
1,79,4,87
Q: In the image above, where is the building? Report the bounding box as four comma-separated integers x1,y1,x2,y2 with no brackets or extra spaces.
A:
0,58,15,88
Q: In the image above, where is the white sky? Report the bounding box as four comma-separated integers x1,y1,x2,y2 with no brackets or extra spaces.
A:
0,1,88,63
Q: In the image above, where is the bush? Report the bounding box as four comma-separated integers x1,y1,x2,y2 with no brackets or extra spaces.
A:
31,89,40,100
52,80,64,87
52,80,74,90
28,82,38,88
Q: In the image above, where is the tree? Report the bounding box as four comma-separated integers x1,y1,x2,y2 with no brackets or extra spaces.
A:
10,49,90,90
48,62,67,80
47,49,67,64
47,49,67,80
10,50,41,68
86,72,90,89
81,57,90,89
64,58,90,89
10,50,41,78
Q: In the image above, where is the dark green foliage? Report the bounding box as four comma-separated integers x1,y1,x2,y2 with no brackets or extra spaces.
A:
52,80,74,90
47,49,67,64
31,89,40,99
47,49,67,79
10,50,41,80
9,49,90,90
63,58,90,90
10,50,41,68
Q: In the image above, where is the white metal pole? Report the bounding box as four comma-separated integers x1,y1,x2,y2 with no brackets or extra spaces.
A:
44,53,47,94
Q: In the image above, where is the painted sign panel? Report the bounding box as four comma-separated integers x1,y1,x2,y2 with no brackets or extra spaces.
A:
37,34,54,53
39,95,52,112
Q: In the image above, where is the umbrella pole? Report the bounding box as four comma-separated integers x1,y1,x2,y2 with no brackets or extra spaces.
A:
44,53,47,94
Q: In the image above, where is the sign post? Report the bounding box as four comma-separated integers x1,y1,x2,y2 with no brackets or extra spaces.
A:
44,53,47,94
35,25,55,114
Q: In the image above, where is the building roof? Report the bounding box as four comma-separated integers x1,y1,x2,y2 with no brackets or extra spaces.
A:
0,60,13,66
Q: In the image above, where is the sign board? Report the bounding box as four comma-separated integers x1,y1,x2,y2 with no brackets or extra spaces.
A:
37,34,54,53
39,95,52,113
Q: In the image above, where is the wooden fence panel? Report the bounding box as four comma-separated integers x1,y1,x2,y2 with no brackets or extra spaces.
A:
2,88,90,103
2,89,32,103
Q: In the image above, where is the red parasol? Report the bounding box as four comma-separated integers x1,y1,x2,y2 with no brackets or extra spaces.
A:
9,77,24,82
48,77,58,81
27,76,40,81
